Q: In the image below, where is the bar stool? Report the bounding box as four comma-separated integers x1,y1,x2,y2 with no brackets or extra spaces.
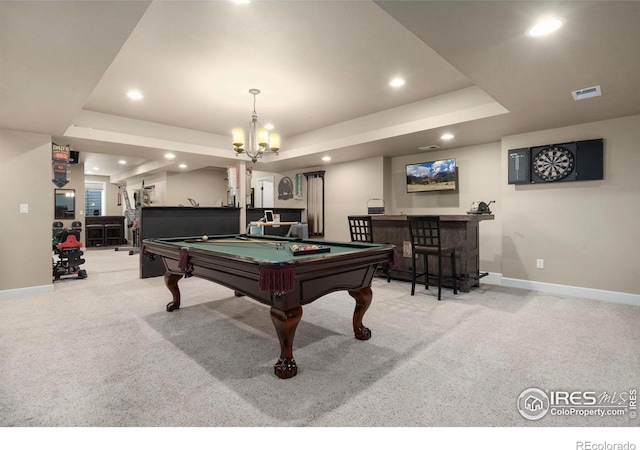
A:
104,223,122,246
86,224,105,247
348,215,391,282
407,215,457,300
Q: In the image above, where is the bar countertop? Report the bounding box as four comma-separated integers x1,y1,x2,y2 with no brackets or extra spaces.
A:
371,214,494,222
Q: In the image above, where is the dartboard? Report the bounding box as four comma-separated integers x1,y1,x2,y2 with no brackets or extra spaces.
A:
532,145,575,182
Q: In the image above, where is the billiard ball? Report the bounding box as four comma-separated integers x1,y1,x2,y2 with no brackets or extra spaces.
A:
202,235,208,241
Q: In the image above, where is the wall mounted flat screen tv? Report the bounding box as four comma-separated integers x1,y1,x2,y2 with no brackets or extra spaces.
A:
406,158,457,193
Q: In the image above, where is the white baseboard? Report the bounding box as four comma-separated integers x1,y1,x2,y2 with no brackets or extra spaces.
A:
0,284,53,301
482,272,640,306
480,272,503,286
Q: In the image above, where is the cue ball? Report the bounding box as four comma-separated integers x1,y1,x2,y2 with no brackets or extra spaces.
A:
202,235,208,241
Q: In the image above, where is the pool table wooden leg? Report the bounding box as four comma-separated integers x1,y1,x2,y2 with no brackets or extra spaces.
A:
270,305,303,379
348,287,372,340
164,272,183,312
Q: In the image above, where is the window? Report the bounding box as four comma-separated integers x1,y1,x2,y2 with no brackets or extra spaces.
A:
85,181,105,217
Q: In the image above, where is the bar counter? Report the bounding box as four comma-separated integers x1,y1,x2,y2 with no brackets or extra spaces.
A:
371,214,494,291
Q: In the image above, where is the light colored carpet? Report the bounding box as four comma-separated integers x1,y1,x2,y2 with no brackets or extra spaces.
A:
1,248,638,427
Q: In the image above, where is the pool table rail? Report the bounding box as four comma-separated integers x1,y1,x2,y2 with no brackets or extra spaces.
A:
144,237,394,309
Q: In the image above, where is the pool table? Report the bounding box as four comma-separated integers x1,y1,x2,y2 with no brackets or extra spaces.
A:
142,234,396,379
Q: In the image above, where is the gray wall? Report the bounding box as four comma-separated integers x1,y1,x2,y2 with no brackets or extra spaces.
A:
304,157,386,242
500,115,640,294
288,114,639,296
390,142,502,274
0,129,52,292
2,112,639,297
166,167,227,207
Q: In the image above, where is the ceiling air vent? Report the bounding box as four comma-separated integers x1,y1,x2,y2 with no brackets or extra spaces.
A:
572,85,601,101
418,145,440,151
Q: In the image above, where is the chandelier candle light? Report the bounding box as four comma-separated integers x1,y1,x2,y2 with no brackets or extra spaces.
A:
232,89,281,163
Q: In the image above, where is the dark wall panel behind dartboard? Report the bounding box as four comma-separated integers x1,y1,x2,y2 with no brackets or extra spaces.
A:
507,148,531,184
575,138,604,181
508,138,603,185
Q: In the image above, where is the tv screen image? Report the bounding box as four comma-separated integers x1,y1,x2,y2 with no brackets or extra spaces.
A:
406,158,457,192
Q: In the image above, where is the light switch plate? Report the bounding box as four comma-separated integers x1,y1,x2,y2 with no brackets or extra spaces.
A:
20,203,29,214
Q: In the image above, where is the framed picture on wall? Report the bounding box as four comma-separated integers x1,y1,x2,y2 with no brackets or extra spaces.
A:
278,176,294,200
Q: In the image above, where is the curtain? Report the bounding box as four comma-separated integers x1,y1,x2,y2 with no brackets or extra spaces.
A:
304,171,325,236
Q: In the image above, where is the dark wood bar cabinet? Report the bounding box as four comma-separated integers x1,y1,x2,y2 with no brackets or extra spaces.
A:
371,214,494,292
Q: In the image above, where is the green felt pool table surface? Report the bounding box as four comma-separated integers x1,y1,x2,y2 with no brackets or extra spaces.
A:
155,234,382,263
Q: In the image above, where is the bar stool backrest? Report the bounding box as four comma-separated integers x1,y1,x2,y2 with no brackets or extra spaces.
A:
347,215,374,243
408,215,442,250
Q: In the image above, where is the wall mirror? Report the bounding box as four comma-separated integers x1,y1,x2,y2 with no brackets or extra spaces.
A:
54,189,75,219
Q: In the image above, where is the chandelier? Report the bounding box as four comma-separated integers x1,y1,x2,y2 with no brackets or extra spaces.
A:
232,89,280,163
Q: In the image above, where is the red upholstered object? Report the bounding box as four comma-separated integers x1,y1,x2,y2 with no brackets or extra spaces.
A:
57,235,83,249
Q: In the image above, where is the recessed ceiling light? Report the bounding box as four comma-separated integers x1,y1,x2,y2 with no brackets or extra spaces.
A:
118,160,127,165
322,156,331,162
127,89,144,100
179,163,187,169
164,153,176,159
389,77,405,87
264,124,274,130
526,17,564,37
441,133,454,141
92,167,100,171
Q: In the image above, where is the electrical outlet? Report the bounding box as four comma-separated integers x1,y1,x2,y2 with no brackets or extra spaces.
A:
403,241,412,257
536,259,544,269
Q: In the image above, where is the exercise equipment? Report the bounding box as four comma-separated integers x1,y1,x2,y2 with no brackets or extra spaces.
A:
52,222,87,281
116,181,153,255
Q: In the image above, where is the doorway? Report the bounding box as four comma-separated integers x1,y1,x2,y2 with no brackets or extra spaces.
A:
255,176,274,208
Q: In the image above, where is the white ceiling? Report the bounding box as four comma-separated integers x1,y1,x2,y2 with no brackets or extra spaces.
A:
2,1,640,180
